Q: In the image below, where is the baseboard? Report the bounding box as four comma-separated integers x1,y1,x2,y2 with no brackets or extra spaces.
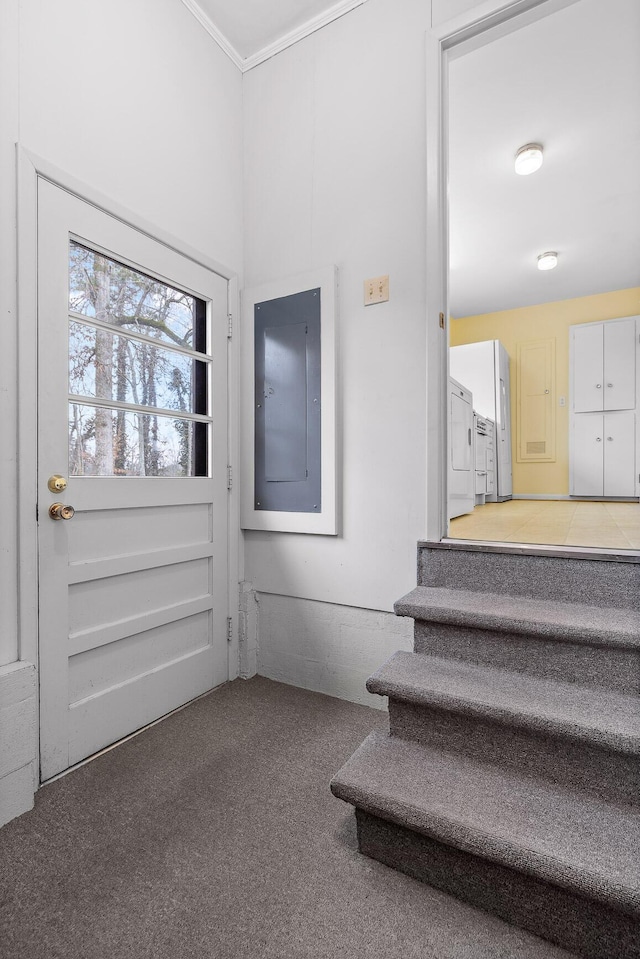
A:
0,763,35,827
512,494,640,502
511,494,572,500
0,661,37,828
255,593,413,709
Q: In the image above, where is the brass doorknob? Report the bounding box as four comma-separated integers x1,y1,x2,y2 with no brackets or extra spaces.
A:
49,503,75,521
48,474,68,493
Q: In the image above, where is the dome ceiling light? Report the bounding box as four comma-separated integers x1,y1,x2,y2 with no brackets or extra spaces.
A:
537,251,558,271
515,143,544,175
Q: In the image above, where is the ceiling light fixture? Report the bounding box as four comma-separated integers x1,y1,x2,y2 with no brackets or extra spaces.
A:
537,251,558,271
515,143,544,175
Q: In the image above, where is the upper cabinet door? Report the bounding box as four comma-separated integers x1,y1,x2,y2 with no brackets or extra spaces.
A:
572,324,603,412
603,318,636,411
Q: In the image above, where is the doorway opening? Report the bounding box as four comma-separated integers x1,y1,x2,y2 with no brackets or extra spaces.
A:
443,0,640,551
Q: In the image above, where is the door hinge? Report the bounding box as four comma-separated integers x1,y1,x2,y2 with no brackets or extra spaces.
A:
227,313,233,338
227,465,233,491
439,312,445,330
226,616,233,643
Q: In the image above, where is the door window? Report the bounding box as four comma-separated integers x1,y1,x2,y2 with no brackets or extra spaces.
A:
68,240,209,476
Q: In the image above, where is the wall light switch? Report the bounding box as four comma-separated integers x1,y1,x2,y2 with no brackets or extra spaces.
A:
364,275,389,306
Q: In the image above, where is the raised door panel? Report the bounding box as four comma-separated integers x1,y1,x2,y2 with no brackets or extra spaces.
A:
603,411,636,497
572,324,604,413
603,319,636,411
571,414,603,496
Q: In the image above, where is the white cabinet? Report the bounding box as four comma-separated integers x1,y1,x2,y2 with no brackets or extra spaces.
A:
571,412,636,497
570,316,639,498
572,318,636,413
449,378,475,518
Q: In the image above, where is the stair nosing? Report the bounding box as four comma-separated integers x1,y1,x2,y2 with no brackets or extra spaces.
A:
331,730,640,918
395,586,640,650
366,652,640,756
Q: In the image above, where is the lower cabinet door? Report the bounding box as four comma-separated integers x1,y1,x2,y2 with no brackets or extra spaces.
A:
604,411,636,497
571,414,604,496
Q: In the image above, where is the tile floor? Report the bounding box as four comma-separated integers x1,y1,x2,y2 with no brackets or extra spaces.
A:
449,499,640,550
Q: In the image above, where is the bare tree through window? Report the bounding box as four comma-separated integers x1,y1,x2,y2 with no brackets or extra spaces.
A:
68,242,208,476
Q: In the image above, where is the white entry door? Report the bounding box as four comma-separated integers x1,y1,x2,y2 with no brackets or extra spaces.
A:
37,179,229,781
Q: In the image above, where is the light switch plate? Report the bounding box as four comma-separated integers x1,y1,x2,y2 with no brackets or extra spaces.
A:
364,275,389,306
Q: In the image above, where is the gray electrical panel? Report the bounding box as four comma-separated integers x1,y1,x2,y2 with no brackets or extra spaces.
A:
254,288,321,512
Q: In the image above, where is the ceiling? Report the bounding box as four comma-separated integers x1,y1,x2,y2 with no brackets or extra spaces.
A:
448,0,640,318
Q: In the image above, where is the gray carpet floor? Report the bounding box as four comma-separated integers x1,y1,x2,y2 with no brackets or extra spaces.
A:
0,676,577,959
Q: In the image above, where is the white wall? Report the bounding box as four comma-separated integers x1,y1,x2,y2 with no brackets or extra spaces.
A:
243,0,430,611
257,595,413,709
19,0,243,267
242,0,432,697
0,0,243,826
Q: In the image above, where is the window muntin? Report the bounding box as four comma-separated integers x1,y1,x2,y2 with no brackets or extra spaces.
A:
68,241,209,477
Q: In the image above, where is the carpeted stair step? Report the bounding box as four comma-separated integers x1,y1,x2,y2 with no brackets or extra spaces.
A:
395,586,640,647
331,730,640,959
418,543,640,610
395,585,640,694
366,651,640,804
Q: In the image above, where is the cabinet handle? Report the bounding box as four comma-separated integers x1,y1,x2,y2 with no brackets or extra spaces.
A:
596,437,602,442
607,436,613,441
468,428,472,445
595,383,602,389
607,383,613,388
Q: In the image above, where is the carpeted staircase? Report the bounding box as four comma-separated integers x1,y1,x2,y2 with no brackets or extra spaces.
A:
331,543,640,959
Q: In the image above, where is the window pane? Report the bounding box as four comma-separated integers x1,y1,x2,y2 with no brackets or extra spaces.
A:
69,321,207,415
69,403,207,477
69,240,199,351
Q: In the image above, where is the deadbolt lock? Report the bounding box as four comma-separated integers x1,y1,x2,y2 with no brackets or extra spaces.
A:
48,474,68,493
49,502,75,521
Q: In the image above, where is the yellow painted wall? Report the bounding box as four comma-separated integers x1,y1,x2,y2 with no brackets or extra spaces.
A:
450,288,640,495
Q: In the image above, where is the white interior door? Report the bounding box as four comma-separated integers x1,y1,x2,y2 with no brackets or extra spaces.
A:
37,179,229,781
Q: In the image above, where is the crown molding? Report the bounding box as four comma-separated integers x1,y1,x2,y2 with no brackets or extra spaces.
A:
180,0,244,70
181,0,369,73
242,0,368,70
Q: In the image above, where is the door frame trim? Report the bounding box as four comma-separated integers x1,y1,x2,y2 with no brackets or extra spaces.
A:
425,0,582,544
16,147,241,778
